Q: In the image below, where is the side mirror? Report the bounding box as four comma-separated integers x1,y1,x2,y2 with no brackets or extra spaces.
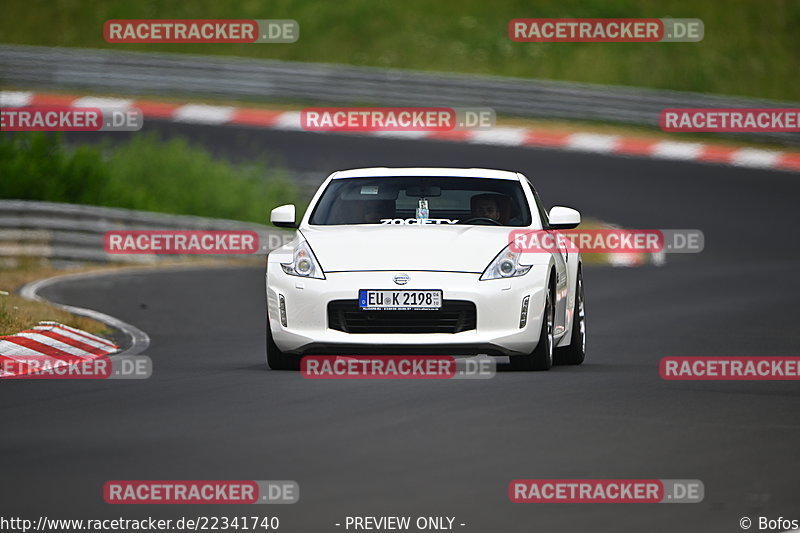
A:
271,204,298,229
548,206,581,229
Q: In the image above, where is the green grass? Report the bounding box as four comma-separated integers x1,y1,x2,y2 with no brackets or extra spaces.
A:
0,132,301,223
0,259,113,336
0,0,798,100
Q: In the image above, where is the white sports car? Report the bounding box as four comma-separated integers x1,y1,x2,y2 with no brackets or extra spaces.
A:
265,167,586,371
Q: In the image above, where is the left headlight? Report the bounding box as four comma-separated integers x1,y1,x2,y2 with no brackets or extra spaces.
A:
480,244,532,281
281,240,326,279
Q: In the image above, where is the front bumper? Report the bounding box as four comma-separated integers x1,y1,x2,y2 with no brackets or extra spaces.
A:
266,267,549,356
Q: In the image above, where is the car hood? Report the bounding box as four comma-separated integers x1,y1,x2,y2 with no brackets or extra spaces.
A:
301,225,513,273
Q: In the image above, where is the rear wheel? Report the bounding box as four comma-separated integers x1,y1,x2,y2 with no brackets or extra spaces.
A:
266,321,300,370
556,269,586,365
511,285,554,371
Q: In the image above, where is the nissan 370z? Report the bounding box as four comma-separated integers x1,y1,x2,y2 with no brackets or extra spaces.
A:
265,167,586,371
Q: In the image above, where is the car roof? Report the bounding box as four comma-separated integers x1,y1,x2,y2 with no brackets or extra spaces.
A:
331,167,521,181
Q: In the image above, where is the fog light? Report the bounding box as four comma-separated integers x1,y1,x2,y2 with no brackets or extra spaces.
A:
279,294,288,327
519,296,530,328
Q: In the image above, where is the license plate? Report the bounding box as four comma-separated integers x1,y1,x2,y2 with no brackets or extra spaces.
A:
358,289,442,310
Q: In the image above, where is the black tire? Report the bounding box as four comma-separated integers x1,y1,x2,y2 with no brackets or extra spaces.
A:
266,321,300,370
510,283,554,371
556,268,586,365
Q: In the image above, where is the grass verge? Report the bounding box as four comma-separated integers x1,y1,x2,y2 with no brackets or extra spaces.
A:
0,259,112,336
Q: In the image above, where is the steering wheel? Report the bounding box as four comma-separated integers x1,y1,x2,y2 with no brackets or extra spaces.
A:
460,216,503,226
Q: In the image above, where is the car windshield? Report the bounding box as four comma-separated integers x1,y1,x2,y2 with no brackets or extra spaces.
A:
309,176,532,226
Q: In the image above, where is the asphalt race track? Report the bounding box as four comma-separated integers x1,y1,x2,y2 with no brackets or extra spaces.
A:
3,122,800,532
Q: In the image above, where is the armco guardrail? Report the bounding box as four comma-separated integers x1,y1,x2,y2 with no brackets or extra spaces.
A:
0,200,660,268
1,44,797,145
0,200,289,263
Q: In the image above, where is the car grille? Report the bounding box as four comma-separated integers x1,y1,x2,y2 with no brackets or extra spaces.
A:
328,300,477,334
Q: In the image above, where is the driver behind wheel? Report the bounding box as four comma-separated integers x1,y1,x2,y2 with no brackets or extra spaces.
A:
470,193,511,224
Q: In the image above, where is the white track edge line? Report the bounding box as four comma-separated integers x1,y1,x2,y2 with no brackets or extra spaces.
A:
20,272,150,356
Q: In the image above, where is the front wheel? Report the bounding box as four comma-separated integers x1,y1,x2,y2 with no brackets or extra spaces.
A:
266,320,300,370
556,269,586,365
510,286,554,371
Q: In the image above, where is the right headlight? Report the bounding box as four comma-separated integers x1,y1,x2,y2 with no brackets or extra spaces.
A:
480,244,532,281
280,240,326,279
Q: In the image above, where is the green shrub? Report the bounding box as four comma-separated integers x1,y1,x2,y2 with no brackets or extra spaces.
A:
0,132,301,223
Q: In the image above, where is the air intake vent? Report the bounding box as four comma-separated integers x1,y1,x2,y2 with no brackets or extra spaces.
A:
328,300,476,334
